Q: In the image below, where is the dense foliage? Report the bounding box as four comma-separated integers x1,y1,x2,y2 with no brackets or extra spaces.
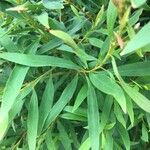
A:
0,0,150,149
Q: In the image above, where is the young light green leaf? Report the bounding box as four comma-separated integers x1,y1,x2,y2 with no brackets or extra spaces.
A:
0,52,81,70
50,30,78,50
121,22,150,55
89,73,126,113
38,76,54,135
44,75,78,129
112,57,150,113
94,5,104,28
131,0,147,8
87,77,100,150
36,12,49,28
49,30,96,67
73,84,87,111
43,0,64,10
27,90,39,150
79,138,90,150
141,123,149,142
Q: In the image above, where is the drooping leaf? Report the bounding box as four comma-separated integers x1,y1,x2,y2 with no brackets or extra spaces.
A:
38,76,54,134
89,72,126,113
86,77,100,150
27,90,39,150
112,57,150,113
117,123,130,150
73,84,87,111
44,75,78,129
57,121,72,150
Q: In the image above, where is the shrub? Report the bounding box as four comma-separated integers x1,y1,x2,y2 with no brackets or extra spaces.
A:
0,0,150,149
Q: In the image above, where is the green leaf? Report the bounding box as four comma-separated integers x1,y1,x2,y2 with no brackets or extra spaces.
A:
121,22,150,55
45,129,56,150
44,75,78,129
87,78,100,150
27,90,39,150
61,113,87,122
100,95,113,133
107,0,117,36
141,123,149,142
131,0,147,8
0,27,18,52
103,131,113,150
117,123,130,150
57,121,72,150
73,84,87,111
38,76,54,135
112,57,150,113
116,61,150,76
89,38,103,48
94,5,104,28
50,30,96,67
79,138,90,150
114,102,126,128
0,52,81,70
36,12,49,28
43,0,64,10
89,73,126,113
50,30,78,50
126,96,134,126
0,113,8,142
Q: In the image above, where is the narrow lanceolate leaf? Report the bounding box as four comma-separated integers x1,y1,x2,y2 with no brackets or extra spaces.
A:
0,27,18,52
45,129,56,150
27,90,39,150
116,61,150,76
112,57,150,113
89,73,126,113
73,84,87,111
121,22,150,55
117,123,130,150
38,76,54,135
141,123,149,142
0,41,39,141
44,75,78,129
0,52,81,70
114,102,126,128
100,95,113,133
57,121,72,150
131,0,147,8
87,78,100,150
36,12,49,28
50,30,78,50
50,30,96,67
107,0,117,36
43,0,64,10
94,5,104,28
